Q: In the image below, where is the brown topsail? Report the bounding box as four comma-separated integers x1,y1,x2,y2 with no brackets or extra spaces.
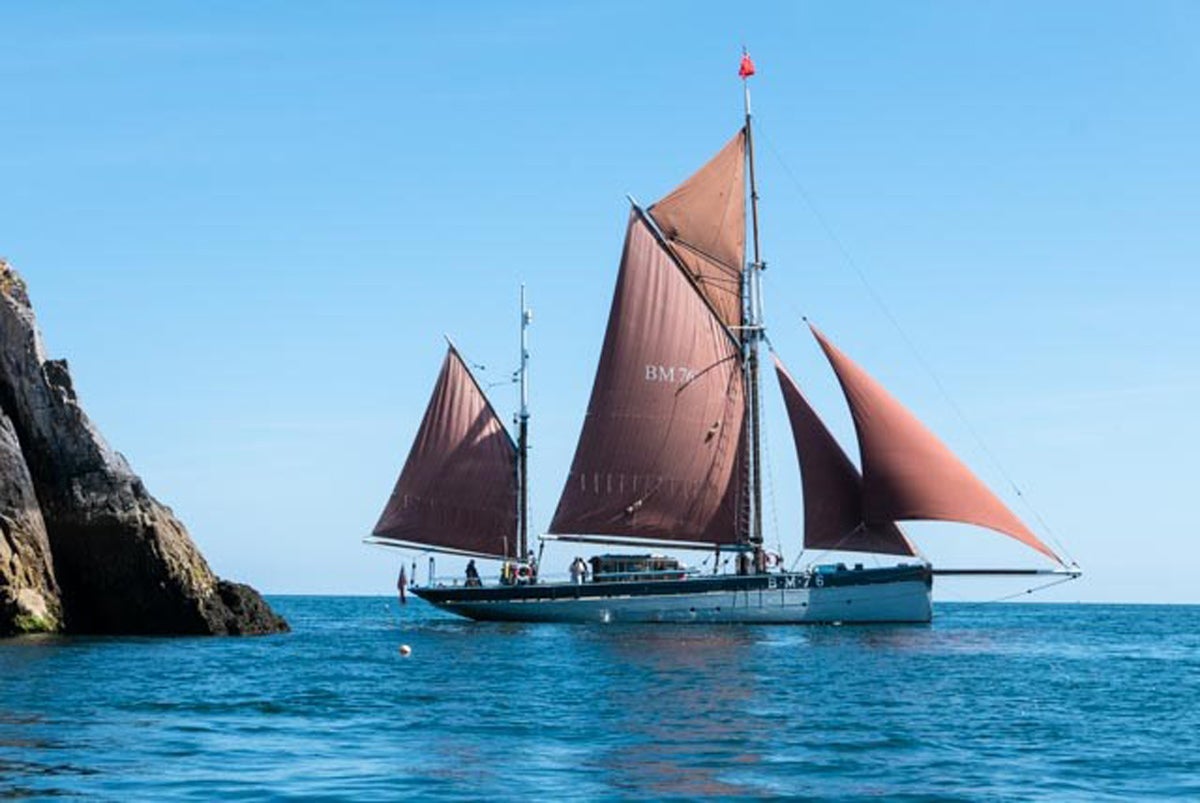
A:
367,55,1079,623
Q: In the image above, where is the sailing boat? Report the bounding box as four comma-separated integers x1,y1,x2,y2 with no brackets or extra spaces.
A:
367,57,1079,624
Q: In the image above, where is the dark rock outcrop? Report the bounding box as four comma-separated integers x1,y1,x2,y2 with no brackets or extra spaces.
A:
0,259,286,636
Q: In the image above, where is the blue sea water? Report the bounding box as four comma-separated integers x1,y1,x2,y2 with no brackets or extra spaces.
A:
2,598,1198,800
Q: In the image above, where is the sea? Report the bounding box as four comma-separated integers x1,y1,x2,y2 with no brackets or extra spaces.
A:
1,598,1197,801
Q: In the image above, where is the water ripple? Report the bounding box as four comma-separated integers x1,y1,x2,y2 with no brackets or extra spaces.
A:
1,599,1197,799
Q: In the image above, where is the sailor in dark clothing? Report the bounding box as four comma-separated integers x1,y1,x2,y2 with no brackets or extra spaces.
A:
465,559,482,587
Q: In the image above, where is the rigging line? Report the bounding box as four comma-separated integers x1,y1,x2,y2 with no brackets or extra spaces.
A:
798,547,837,570
947,573,1080,606
792,527,895,569
630,200,742,350
986,573,1079,603
668,235,743,277
485,366,521,392
447,342,519,452
757,376,784,562
675,353,739,396
755,122,1077,568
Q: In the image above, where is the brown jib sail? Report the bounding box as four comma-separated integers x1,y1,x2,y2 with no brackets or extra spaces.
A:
372,345,517,558
810,325,1062,565
548,211,746,545
773,355,915,557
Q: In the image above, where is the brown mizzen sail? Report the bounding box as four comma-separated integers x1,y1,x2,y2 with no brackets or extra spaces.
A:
549,211,745,545
372,345,517,558
647,129,746,328
810,326,1062,564
773,355,916,557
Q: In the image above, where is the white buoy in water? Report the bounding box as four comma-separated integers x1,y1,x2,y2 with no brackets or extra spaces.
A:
399,644,412,656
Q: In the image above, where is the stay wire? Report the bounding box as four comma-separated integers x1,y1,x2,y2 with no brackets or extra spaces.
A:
986,573,1080,603
754,121,1077,569
757,376,785,563
946,572,1081,605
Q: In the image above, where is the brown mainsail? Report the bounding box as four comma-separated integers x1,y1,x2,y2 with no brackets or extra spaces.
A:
810,326,1062,564
647,129,746,328
372,345,517,558
773,355,916,557
548,211,746,545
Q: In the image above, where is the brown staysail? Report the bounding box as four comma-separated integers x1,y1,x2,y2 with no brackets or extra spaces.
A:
548,211,745,545
810,326,1062,564
647,129,746,328
372,345,517,558
773,355,916,556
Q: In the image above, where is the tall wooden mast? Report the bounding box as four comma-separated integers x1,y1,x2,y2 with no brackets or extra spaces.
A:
741,51,766,565
517,284,531,559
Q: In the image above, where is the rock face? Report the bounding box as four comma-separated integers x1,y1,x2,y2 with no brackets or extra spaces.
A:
0,407,62,635
0,260,287,636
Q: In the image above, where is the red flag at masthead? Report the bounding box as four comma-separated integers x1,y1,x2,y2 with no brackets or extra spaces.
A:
739,50,756,79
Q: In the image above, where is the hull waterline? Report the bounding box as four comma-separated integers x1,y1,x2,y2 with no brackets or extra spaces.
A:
413,565,932,624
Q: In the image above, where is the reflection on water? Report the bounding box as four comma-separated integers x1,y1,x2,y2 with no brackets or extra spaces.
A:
0,709,99,799
583,627,764,797
1,600,1198,799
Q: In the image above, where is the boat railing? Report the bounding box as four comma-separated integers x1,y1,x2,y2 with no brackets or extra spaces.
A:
423,566,705,588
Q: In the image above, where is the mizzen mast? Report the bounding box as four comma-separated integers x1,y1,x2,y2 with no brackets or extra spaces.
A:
517,285,532,560
740,50,766,565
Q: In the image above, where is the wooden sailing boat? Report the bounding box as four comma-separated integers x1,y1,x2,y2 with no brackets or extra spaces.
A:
367,56,1078,623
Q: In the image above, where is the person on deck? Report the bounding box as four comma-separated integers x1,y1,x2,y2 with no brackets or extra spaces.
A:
570,557,585,585
465,559,482,587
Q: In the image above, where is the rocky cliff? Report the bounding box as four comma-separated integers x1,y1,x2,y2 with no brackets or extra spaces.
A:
0,405,62,636
0,260,287,636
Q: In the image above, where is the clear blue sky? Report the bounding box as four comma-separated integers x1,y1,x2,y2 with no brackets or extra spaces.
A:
3,2,1197,602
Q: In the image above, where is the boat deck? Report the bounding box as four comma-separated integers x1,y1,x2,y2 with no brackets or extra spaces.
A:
415,563,930,605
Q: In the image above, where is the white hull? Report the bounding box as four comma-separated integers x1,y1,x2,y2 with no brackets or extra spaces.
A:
415,566,933,624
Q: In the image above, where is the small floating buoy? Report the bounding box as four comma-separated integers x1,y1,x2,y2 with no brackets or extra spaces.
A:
399,644,412,656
